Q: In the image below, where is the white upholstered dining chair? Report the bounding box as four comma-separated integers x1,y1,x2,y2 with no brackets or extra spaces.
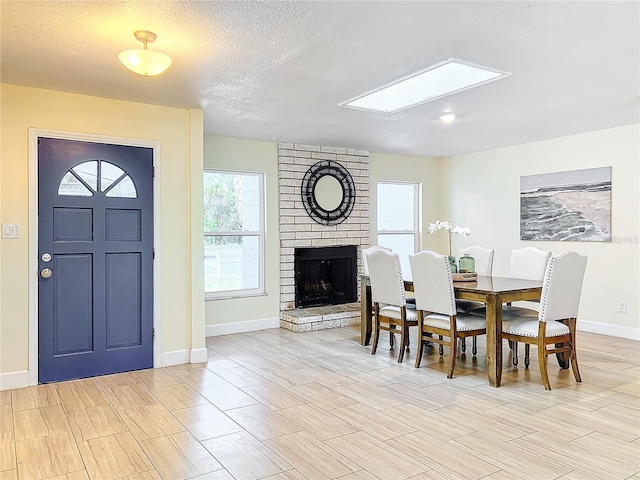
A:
501,251,587,390
362,245,391,275
365,248,418,363
456,246,494,354
470,247,552,362
482,246,552,317
509,246,552,281
459,245,494,277
409,250,486,378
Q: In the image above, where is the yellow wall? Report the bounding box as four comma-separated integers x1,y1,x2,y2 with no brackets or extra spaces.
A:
441,124,639,333
0,84,203,379
203,135,281,325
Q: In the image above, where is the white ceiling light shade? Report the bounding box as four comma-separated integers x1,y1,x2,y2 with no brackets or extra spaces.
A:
119,30,172,76
341,58,512,113
439,112,456,124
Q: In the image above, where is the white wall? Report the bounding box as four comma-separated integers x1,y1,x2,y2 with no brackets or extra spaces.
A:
441,124,639,339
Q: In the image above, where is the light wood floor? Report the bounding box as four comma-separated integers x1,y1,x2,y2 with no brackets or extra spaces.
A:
1,326,639,480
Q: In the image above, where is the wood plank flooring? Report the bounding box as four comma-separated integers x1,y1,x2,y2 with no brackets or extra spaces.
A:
1,326,638,479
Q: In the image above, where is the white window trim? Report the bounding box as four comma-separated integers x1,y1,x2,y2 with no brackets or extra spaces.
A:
376,180,422,253
204,169,265,300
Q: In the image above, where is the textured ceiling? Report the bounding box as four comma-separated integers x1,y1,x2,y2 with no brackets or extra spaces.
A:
1,1,638,157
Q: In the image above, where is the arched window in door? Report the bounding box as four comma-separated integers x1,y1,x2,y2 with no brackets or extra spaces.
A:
58,160,137,198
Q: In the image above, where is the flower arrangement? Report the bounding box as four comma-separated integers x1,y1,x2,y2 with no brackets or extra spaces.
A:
427,221,471,258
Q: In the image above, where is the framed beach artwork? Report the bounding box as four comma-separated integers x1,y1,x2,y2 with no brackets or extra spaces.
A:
520,166,611,242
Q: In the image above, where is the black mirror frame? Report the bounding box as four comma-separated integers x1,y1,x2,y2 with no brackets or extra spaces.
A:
300,160,356,226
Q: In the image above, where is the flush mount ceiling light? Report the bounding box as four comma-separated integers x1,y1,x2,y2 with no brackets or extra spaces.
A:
439,112,457,125
119,30,172,76
341,58,512,114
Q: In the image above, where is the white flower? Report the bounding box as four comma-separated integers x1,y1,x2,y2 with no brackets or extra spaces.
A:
427,221,470,236
427,220,453,234
452,226,471,236
427,221,471,256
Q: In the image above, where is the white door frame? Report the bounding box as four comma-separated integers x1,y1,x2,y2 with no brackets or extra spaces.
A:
28,129,162,385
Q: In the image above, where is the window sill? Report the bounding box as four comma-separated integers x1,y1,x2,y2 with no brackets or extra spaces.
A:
205,291,268,301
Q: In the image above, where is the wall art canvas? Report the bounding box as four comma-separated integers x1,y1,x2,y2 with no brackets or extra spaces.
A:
520,166,611,242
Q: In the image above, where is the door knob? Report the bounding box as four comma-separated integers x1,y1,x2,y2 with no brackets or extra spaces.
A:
41,268,53,279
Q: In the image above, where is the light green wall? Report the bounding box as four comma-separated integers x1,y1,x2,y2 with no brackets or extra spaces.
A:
0,84,203,379
369,152,444,253
204,128,639,337
441,124,639,331
203,136,281,325
202,141,443,327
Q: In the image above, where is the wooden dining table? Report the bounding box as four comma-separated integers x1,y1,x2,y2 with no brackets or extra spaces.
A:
360,275,544,387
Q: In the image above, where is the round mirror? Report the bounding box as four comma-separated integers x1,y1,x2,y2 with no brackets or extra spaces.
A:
314,175,343,211
301,160,355,226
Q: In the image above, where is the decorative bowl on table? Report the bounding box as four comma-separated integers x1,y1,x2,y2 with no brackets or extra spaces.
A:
452,272,478,282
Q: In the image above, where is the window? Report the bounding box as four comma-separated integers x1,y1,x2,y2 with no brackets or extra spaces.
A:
58,160,137,198
377,181,421,273
204,170,265,298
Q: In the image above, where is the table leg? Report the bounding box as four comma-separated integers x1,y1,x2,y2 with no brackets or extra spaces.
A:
485,293,503,387
360,278,372,346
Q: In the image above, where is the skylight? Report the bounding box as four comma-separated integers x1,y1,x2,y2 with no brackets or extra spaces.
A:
341,58,512,114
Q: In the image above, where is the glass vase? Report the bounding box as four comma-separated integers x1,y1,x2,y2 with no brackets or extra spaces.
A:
448,256,458,273
459,253,475,273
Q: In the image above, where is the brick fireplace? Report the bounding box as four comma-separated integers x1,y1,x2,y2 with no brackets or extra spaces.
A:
278,143,370,331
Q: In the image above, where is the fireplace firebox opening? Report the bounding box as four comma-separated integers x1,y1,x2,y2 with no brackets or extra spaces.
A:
294,245,357,308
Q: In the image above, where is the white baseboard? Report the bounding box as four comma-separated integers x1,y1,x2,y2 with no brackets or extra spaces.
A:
162,348,210,367
0,370,31,391
161,349,190,367
2,318,632,392
190,348,208,363
578,319,640,341
206,317,280,337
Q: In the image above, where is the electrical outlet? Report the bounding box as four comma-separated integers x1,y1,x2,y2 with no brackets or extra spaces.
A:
618,302,627,313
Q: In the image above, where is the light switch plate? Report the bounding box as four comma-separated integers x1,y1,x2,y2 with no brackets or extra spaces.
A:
1,224,20,239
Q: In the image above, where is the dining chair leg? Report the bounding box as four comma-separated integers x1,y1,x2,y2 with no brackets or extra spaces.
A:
398,322,407,363
371,313,380,355
524,344,531,367
539,340,551,390
405,326,410,352
438,336,444,356
460,338,467,353
512,342,519,367
569,319,582,383
415,316,424,368
570,345,582,383
389,325,395,348
447,334,458,379
472,336,478,356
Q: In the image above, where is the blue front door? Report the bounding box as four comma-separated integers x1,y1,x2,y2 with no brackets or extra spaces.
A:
38,137,154,383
